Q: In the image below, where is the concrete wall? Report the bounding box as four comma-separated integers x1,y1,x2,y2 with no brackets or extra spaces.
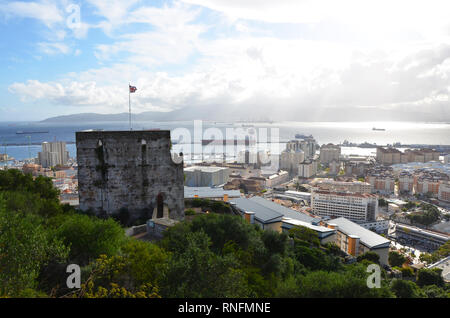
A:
264,221,282,232
76,130,184,221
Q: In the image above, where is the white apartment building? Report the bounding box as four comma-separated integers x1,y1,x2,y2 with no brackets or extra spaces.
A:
311,190,379,222
37,141,69,168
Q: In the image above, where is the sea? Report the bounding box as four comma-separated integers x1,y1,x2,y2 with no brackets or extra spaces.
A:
0,121,449,163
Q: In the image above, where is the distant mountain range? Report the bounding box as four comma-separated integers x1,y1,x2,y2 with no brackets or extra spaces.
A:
40,106,449,123
40,111,172,123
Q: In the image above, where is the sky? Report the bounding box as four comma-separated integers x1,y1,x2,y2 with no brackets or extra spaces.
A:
1,0,450,122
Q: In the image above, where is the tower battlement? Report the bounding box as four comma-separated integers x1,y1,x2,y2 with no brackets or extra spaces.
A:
76,130,184,222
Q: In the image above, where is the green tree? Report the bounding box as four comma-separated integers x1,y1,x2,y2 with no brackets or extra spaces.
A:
0,169,59,201
389,251,407,267
288,226,320,247
161,231,250,297
433,241,450,260
120,239,169,286
421,285,449,298
419,253,435,265
390,279,425,298
416,268,444,288
357,251,380,264
56,214,125,265
400,266,414,278
296,265,393,298
0,199,68,296
71,254,161,298
378,198,388,207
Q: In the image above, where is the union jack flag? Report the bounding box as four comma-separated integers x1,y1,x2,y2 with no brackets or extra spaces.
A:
129,85,137,93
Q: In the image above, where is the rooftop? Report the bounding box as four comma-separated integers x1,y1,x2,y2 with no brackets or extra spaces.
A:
312,189,377,198
231,196,318,224
396,224,450,241
184,165,229,173
377,147,402,153
184,186,241,199
282,217,335,234
428,256,450,282
330,217,391,249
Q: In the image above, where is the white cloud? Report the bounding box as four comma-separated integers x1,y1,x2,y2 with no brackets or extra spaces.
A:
4,1,450,121
86,0,141,34
183,0,450,43
92,3,205,65
0,0,64,27
37,42,70,55
7,38,450,121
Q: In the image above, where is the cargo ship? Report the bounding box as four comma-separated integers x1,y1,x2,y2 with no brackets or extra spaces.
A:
372,127,385,131
16,130,49,134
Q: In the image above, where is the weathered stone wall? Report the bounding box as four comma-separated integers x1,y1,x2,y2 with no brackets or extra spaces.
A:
76,130,184,221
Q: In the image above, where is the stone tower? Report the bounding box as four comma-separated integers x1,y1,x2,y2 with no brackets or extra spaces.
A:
76,130,184,221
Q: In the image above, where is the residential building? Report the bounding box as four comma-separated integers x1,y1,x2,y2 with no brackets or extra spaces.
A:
289,137,317,160
404,149,425,163
298,160,318,178
329,160,340,175
404,148,440,162
311,178,372,194
320,143,341,165
376,147,402,165
398,171,414,194
365,166,395,194
438,181,450,202
415,170,449,197
311,189,379,222
343,159,374,177
37,141,69,168
280,148,305,175
377,147,440,165
391,161,450,176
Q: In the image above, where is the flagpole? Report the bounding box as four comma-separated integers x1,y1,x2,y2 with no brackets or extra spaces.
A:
128,83,132,130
